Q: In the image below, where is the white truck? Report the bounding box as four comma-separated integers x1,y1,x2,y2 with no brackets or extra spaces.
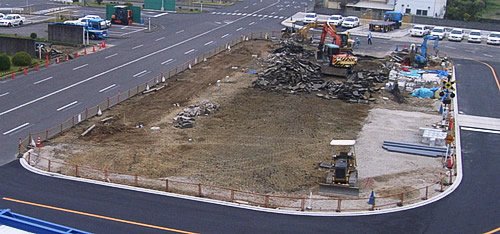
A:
0,14,25,27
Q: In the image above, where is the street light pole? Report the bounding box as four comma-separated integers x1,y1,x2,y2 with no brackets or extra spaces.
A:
161,0,165,11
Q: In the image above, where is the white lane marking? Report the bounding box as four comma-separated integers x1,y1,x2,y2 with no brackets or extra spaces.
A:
262,15,268,18
0,92,9,97
152,12,168,17
253,3,257,5
236,27,243,31
99,84,117,93
176,30,185,34
242,13,248,16
221,12,227,15
221,34,230,38
444,45,456,49
249,22,255,25
211,12,216,14
105,53,118,59
119,27,147,36
260,17,265,20
72,64,88,71
3,122,30,135
204,41,214,46
121,26,128,29
132,44,144,50
271,12,276,14
161,59,175,65
184,49,196,54
33,76,53,85
258,14,262,17
279,16,284,19
231,13,237,15
273,16,279,18
236,13,242,16
57,101,78,111
484,54,493,57
279,8,283,10
244,6,249,8
252,14,257,16
0,0,281,118
234,10,239,12
155,37,165,41
462,126,500,134
133,70,148,77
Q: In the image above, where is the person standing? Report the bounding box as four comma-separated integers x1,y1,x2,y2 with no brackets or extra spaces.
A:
367,32,373,45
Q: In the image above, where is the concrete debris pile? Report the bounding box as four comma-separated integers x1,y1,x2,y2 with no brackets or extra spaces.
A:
271,40,314,58
174,100,219,128
253,41,388,103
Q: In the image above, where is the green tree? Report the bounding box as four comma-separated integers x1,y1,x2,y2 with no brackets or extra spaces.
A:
446,0,486,21
11,52,32,66
0,54,11,71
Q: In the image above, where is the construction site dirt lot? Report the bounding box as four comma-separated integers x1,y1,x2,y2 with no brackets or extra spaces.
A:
41,40,446,198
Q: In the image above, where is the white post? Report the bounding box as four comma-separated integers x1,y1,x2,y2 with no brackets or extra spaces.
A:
148,17,151,31
82,26,85,45
38,45,42,59
161,0,165,11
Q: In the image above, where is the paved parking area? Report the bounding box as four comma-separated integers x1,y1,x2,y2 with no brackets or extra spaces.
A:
107,25,148,37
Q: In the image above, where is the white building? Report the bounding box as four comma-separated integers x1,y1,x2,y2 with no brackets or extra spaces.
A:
393,0,447,18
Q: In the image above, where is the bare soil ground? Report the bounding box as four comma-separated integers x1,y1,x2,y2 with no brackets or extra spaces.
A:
41,40,445,197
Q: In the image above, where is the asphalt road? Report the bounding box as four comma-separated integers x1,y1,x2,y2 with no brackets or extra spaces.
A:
0,1,499,233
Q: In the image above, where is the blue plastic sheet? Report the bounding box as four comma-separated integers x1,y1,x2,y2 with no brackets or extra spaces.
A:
412,88,436,98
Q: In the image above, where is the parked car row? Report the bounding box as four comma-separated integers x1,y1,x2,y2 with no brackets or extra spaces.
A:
302,13,360,28
410,24,500,45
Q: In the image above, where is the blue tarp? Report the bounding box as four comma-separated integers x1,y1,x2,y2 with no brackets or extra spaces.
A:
412,87,439,98
400,69,448,78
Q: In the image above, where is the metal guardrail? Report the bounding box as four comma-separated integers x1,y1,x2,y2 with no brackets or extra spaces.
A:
17,30,456,212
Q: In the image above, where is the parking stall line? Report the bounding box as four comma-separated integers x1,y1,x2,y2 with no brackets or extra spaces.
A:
99,84,117,93
204,41,214,46
3,122,30,135
0,92,9,97
132,44,144,50
244,6,249,8
72,64,88,71
236,27,243,31
33,76,53,85
221,34,230,38
105,53,118,59
57,101,78,112
155,37,166,41
483,54,493,57
184,49,196,54
176,30,185,34
249,22,255,25
133,70,148,78
161,59,175,65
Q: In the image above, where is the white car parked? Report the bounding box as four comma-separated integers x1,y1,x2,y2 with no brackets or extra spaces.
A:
0,14,25,27
303,13,317,24
327,15,343,27
467,30,482,43
341,16,360,28
410,25,430,37
487,32,500,45
448,28,465,42
430,27,447,40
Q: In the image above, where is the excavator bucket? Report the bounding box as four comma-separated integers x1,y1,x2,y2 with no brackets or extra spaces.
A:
320,65,350,77
319,183,360,197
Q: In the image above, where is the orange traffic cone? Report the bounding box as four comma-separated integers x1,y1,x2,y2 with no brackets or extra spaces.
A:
84,48,87,56
46,59,49,67
92,45,96,52
36,136,41,148
23,67,27,75
75,51,79,58
66,55,70,61
11,72,15,79
102,40,106,48
35,65,39,71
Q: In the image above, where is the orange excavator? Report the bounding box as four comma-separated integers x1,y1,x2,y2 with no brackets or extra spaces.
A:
317,22,357,77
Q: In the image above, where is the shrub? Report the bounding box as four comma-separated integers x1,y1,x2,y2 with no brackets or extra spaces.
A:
30,33,37,39
0,54,11,71
11,52,32,66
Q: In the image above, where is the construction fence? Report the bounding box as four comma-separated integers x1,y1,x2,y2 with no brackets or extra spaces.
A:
17,31,456,212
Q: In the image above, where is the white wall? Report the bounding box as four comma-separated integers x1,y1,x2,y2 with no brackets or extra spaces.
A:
393,0,447,18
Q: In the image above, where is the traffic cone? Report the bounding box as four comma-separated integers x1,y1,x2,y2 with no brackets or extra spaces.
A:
446,155,454,169
84,48,87,56
23,67,27,75
97,107,103,116
102,40,106,48
30,136,36,147
46,59,49,67
92,45,96,52
66,55,70,61
367,191,375,204
36,136,41,148
56,58,60,64
11,72,15,79
35,65,39,71
75,51,79,58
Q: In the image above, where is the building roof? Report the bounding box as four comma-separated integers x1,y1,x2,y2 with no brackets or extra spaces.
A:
346,1,394,10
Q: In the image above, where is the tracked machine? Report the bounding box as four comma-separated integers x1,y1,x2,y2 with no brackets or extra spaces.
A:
316,23,358,77
319,140,359,197
280,21,323,43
